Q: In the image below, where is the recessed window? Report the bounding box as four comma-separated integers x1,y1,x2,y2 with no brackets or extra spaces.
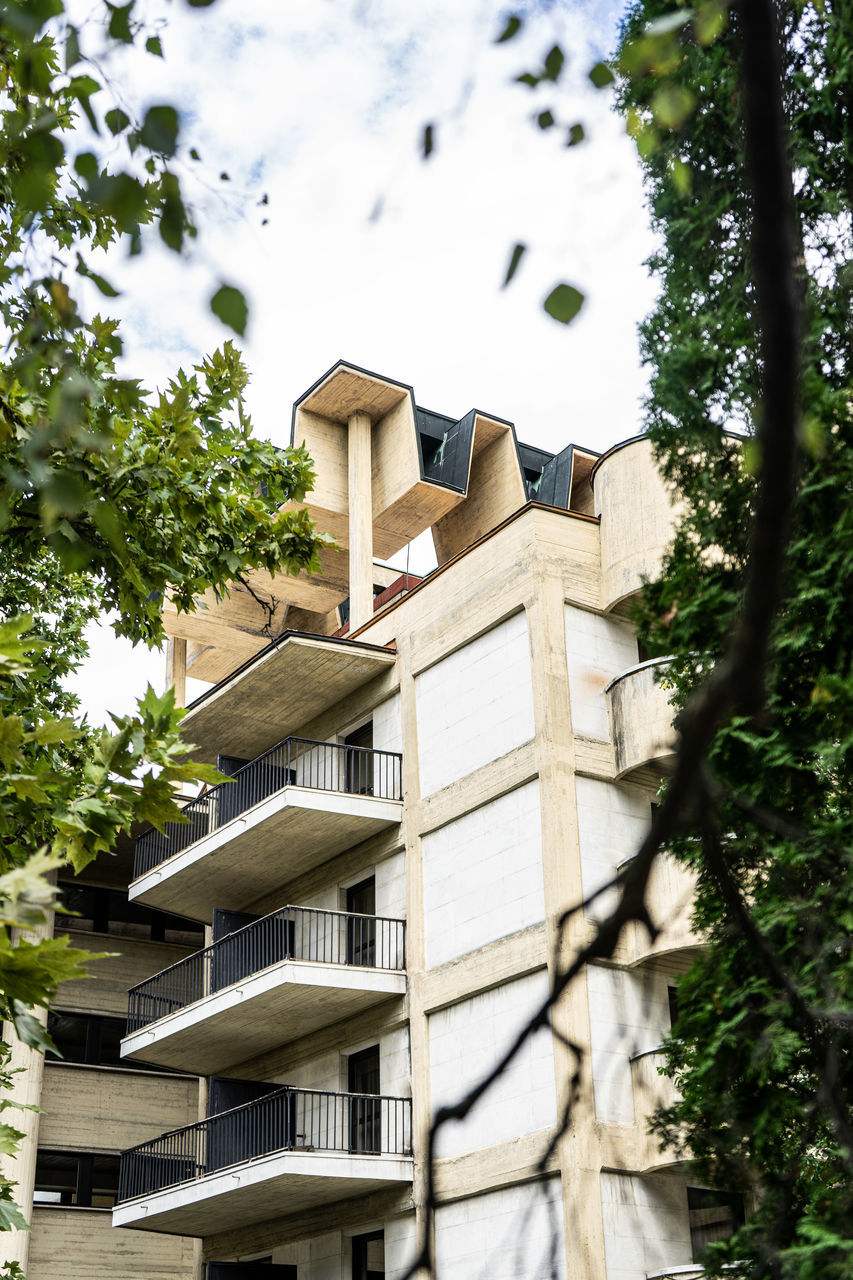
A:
688,1185,745,1256
46,1011,162,1072
352,1230,384,1280
57,881,204,946
34,1150,120,1208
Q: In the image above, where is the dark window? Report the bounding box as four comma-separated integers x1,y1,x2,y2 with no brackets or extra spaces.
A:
207,1262,296,1279
57,881,204,946
688,1186,745,1256
46,1011,163,1072
667,985,680,1031
348,1046,381,1154
345,723,374,795
352,1231,384,1280
34,1150,120,1208
346,877,377,967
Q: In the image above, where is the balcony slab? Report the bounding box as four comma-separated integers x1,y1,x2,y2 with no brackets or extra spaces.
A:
122,960,406,1075
129,788,403,921
113,1149,413,1237
180,634,397,766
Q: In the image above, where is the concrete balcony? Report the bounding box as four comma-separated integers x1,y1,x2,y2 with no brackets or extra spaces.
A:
121,905,406,1074
176,631,397,767
622,852,701,972
129,738,403,920
607,659,677,780
114,1087,413,1237
592,435,681,614
631,1048,682,1173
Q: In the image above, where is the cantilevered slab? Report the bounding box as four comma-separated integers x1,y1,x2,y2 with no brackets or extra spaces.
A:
122,960,407,1075
179,633,397,766
129,789,403,921
113,1150,413,1237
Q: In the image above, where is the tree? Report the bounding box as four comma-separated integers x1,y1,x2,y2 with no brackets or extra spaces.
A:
615,1,853,1275
0,0,327,1255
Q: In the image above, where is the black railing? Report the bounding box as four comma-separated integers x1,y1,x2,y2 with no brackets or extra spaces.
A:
126,905,406,1033
133,738,403,878
117,1088,412,1202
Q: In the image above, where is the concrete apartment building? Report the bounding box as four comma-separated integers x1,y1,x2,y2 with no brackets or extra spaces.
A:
7,360,734,1279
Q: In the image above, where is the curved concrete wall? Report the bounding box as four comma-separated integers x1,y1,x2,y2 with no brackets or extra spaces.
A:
593,436,680,612
607,659,677,779
624,852,700,969
630,1048,681,1172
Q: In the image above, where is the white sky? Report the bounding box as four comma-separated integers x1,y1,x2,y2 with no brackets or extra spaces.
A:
69,0,658,726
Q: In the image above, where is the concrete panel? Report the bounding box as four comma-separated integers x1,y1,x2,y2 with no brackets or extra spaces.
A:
434,1178,566,1280
600,1172,693,1280
29,1206,195,1280
575,777,651,920
416,611,535,796
39,1065,198,1152
586,965,671,1127
422,781,545,968
429,971,556,1159
564,605,638,740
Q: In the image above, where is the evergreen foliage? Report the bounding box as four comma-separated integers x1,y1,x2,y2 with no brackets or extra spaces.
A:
616,2,853,1274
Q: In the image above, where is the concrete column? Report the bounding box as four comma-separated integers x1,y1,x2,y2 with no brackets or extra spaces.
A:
165,636,187,707
0,888,56,1273
347,410,374,632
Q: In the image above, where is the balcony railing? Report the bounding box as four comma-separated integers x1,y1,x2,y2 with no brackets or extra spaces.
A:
134,738,403,878
126,905,406,1033
117,1087,413,1203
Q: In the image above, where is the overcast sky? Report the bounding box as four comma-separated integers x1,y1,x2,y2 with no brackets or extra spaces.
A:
70,0,658,725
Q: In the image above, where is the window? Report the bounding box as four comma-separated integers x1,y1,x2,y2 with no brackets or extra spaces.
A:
688,1186,745,1256
352,1231,384,1280
344,722,374,795
34,1151,120,1208
346,877,377,967
348,1046,381,1154
57,881,204,946
46,1011,163,1072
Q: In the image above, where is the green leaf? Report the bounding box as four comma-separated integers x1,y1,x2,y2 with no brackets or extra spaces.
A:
140,104,180,156
145,34,164,56
495,15,522,42
0,1198,30,1233
65,23,81,70
651,84,697,130
543,45,565,82
0,1123,24,1157
105,107,130,136
11,1002,56,1053
589,61,615,89
566,122,585,147
210,285,248,337
537,109,555,130
543,283,585,324
503,243,526,288
107,1,134,43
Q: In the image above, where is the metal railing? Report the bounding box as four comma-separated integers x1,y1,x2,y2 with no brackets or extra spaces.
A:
117,1087,412,1202
126,905,406,1033
133,737,403,878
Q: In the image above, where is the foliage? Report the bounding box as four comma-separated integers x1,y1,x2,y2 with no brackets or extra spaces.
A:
0,1,329,1263
616,1,853,1275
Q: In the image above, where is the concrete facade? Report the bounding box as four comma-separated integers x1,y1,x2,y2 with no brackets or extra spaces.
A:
9,364,726,1280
